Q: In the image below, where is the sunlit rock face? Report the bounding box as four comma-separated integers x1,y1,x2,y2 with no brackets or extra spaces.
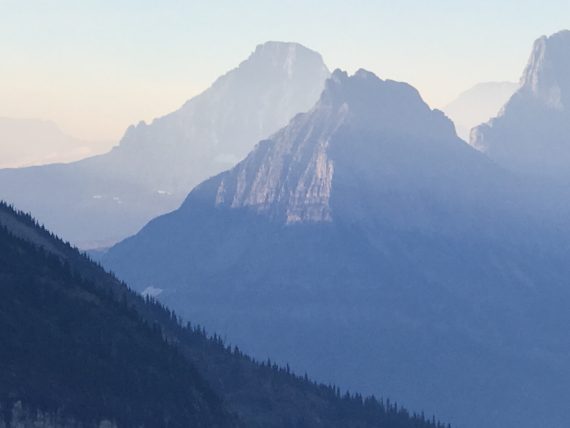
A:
212,75,348,223
471,30,570,179
209,68,476,226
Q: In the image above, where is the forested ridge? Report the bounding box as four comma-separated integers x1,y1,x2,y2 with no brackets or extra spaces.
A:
0,201,449,428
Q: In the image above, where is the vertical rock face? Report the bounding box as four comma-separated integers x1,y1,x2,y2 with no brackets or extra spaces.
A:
520,31,570,108
207,68,477,226
470,30,570,179
212,71,350,223
0,42,330,248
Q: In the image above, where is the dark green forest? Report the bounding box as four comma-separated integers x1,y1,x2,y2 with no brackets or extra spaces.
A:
0,201,450,428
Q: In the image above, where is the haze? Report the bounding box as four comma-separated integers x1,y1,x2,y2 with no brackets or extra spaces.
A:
1,0,569,145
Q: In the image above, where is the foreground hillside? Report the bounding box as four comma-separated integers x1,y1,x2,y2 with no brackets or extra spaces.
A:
0,201,448,428
0,205,235,428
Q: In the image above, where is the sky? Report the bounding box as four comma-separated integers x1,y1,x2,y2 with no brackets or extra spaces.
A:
1,0,569,143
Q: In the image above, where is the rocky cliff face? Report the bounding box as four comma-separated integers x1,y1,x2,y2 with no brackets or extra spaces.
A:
520,31,570,108
471,30,570,179
196,68,487,227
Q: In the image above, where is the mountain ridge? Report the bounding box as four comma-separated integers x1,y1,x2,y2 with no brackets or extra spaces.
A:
0,42,330,248
471,30,570,179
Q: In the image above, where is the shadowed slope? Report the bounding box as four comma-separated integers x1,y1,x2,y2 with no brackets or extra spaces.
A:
0,201,450,428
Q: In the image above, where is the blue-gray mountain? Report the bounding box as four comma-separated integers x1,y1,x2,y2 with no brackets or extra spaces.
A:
0,42,329,249
0,201,450,428
103,69,570,428
471,30,570,179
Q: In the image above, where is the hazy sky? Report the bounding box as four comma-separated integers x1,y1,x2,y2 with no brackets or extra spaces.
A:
1,0,569,142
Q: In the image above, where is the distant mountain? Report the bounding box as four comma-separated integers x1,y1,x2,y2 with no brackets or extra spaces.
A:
471,30,570,179
0,117,107,168
441,82,518,141
0,201,449,428
0,42,330,248
103,69,570,428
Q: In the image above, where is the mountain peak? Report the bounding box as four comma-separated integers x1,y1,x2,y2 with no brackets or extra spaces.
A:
317,69,452,139
470,30,570,178
325,68,383,92
237,41,328,79
252,40,315,55
520,30,570,109
0,42,330,248
187,69,468,225
115,41,330,188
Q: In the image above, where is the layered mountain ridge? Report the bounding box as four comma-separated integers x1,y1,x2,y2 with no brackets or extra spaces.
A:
101,69,570,428
185,68,504,229
0,42,329,248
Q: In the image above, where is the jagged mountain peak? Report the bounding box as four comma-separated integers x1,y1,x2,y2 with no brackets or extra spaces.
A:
520,30,570,108
249,40,326,65
117,41,330,160
193,41,329,100
323,68,416,103
315,68,452,138
185,69,478,226
470,30,570,179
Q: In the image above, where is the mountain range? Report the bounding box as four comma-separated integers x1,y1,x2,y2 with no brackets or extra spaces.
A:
0,42,330,249
102,61,570,428
4,30,570,428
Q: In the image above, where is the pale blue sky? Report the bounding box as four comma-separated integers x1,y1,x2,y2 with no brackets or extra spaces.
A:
1,0,569,141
